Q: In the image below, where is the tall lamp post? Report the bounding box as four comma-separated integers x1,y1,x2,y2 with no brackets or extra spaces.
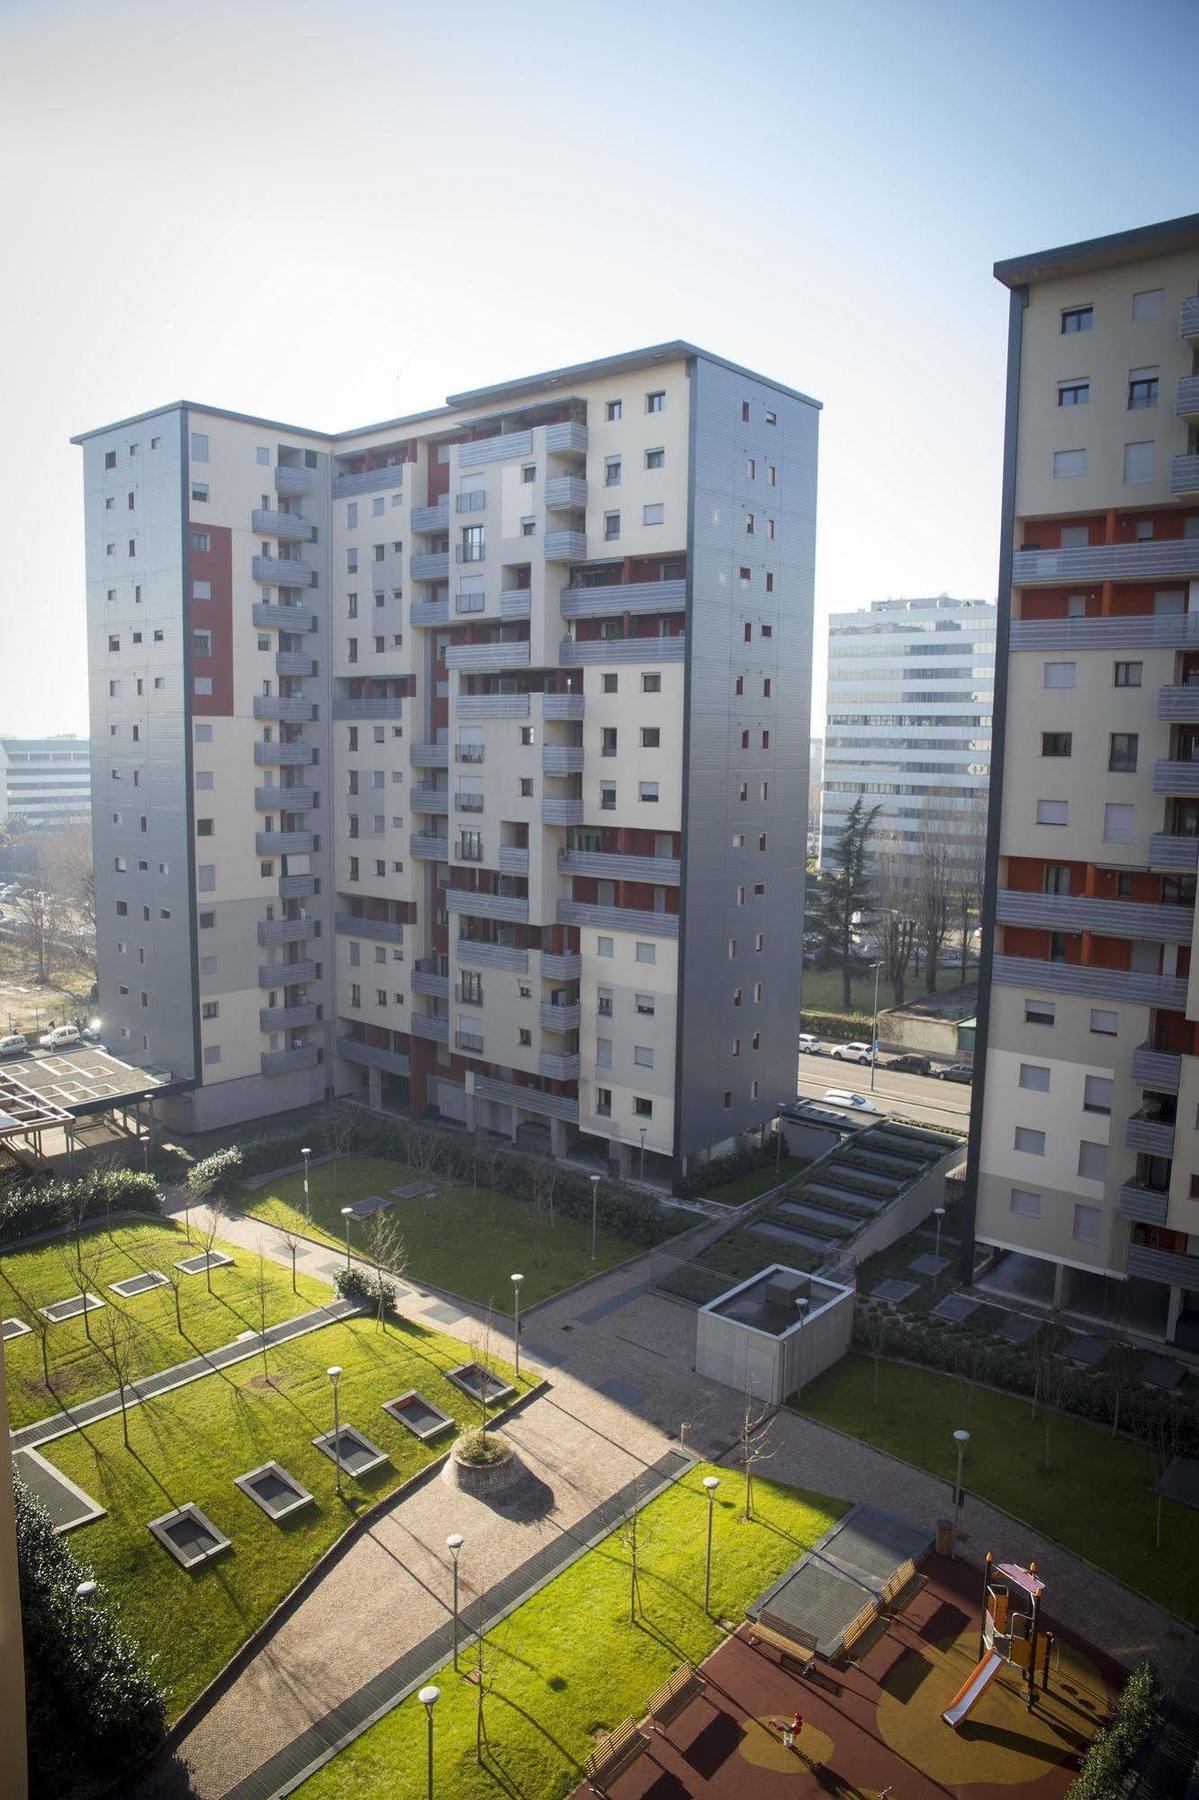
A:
792,1296,810,1403
446,1533,465,1670
869,960,883,1092
340,1203,354,1270
327,1365,343,1497
951,1427,970,1554
589,1173,600,1261
301,1145,312,1223
418,1685,440,1799
932,1205,947,1296
703,1475,720,1613
510,1273,524,1379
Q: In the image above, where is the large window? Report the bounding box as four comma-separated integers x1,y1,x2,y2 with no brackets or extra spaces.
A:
1061,305,1093,333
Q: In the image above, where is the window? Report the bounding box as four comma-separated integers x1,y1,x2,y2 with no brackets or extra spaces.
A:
1124,441,1154,484
1053,449,1086,479
201,1000,220,1020
641,727,660,748
460,524,485,562
1062,305,1093,333
191,531,211,552
519,776,533,796
203,1045,221,1067
645,448,664,470
597,935,614,958
195,770,214,790
190,431,209,462
197,864,215,892
635,941,656,964
646,391,665,412
600,782,616,811
604,456,621,486
1010,1187,1042,1219
1018,1064,1050,1091
1132,287,1165,321
1043,661,1076,689
196,818,214,837
595,1037,612,1068
633,1046,654,1068
633,1097,653,1117
1128,366,1159,409
745,510,755,534
1078,1140,1107,1180
256,446,270,465
1114,660,1143,687
606,399,622,421
1014,1126,1046,1155
1042,732,1072,757
1088,1009,1118,1038
601,726,618,757
1057,378,1089,407
634,993,655,1016
604,511,620,540
597,986,613,1017
639,781,659,802
595,1087,612,1117
1109,732,1138,772
521,463,535,483
642,672,661,693
1103,803,1134,844
199,910,214,928
104,449,117,469
347,549,358,573
1036,799,1068,826
192,629,212,657
521,517,535,536
642,503,664,526
194,676,213,696
192,482,208,502
520,725,535,745
1025,997,1056,1026
1072,1203,1102,1244
1083,1074,1113,1115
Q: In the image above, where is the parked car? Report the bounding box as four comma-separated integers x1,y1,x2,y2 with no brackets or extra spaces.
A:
0,1034,28,1059
821,1088,880,1113
830,1040,873,1064
887,1053,932,1076
933,1063,973,1084
38,1024,82,1051
80,1021,104,1043
797,1033,824,1055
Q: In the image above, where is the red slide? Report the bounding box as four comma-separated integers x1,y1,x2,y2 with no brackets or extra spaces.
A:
942,1651,1003,1728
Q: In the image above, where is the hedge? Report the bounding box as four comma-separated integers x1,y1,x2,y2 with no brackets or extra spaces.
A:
15,1474,166,1788
0,1169,162,1248
1065,1660,1159,1799
801,1009,875,1043
674,1142,782,1201
334,1263,398,1314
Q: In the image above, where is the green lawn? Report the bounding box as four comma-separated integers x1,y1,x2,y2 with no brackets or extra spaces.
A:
794,1354,1199,1620
44,1313,531,1716
700,1155,806,1207
0,1219,328,1429
300,1465,842,1800
801,966,976,1019
236,1154,648,1308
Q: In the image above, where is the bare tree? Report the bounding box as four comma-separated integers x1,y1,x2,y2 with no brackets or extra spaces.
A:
473,1585,495,1767
164,1263,184,1336
98,1302,139,1449
859,1303,890,1405
279,1222,303,1295
1029,1320,1068,1422
872,838,919,1008
27,1309,53,1396
738,1385,778,1521
55,1191,102,1344
1152,1406,1182,1550
529,1159,558,1269
473,1310,496,1434
10,886,64,984
950,790,988,983
38,821,96,961
361,1208,408,1331
323,1107,358,1206
253,1244,271,1379
1107,1342,1141,1438
617,1495,652,1624
199,1192,228,1295
914,798,955,994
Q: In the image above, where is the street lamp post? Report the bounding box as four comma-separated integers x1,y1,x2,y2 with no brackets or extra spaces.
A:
933,1205,946,1296
418,1685,440,1799
327,1365,343,1496
340,1203,354,1270
639,1126,647,1184
446,1533,465,1671
775,1101,788,1173
792,1297,810,1403
870,960,883,1092
301,1146,312,1223
703,1475,720,1613
589,1173,600,1261
951,1428,970,1554
511,1273,524,1379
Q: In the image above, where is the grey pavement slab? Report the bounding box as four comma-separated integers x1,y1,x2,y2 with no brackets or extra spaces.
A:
751,1219,832,1252
870,1278,918,1304
2,1317,31,1341
1157,1456,1199,1510
576,1277,655,1325
929,1293,979,1324
390,1182,438,1200
1141,1353,1186,1391
909,1253,951,1277
345,1195,392,1220
1063,1332,1108,1368
998,1311,1039,1345
422,1300,466,1325
598,1376,649,1407
12,1447,105,1532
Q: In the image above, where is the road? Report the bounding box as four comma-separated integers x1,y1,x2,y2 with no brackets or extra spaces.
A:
796,1050,973,1130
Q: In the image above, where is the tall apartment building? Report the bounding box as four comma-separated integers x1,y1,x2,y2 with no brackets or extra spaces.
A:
964,214,1199,1347
819,597,995,865
74,344,818,1174
0,735,91,828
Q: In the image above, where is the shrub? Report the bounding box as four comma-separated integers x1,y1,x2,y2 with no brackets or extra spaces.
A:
454,1428,508,1465
186,1144,245,1197
15,1474,166,1786
333,1264,397,1313
1066,1660,1159,1799
0,1170,162,1248
801,1009,875,1043
674,1142,783,1201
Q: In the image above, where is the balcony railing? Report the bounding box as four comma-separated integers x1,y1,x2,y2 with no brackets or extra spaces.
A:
540,1002,581,1032
254,741,316,766
455,694,530,720
457,429,534,468
1117,1183,1170,1226
1012,541,1199,586
1131,1043,1182,1090
1147,833,1199,871
261,1044,321,1076
258,958,316,987
411,966,449,998
560,578,687,620
444,640,531,672
337,1036,410,1076
540,951,581,980
543,692,585,720
411,1014,449,1044
278,873,316,899
274,465,314,497
1126,1241,1199,1290
410,551,450,580
252,602,317,632
1158,684,1199,721
539,1051,580,1080
276,651,317,678
332,697,404,720
255,786,316,812
557,899,678,938
456,939,529,973
412,501,450,532
253,555,316,587
1181,296,1199,340
260,1002,319,1032
560,634,685,665
1010,612,1199,651
257,915,314,945
1153,758,1199,796
500,589,532,619
542,745,584,775
541,798,584,826
995,888,1192,944
544,530,589,562
332,464,406,498
545,420,589,455
410,598,451,627
990,955,1188,1009
410,834,450,861
1170,455,1199,498
410,743,449,768
334,912,405,944
455,742,486,763
473,1073,578,1122
413,785,449,813
1124,1112,1177,1157
498,846,529,874
545,475,588,511
456,489,487,514
252,508,314,540
455,794,484,813
253,695,317,723
255,831,315,856
557,848,681,885
456,1030,485,1054
446,889,529,923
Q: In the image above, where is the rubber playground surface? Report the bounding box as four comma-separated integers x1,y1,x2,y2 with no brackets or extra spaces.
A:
576,1552,1121,1798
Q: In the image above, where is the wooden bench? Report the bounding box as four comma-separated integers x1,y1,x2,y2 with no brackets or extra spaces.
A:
839,1598,882,1665
744,1609,818,1676
879,1558,916,1611
584,1717,649,1793
645,1662,705,1733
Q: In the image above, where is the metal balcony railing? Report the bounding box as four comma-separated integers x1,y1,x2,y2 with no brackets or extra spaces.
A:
1147,833,1199,871
332,464,406,498
445,889,530,923
1012,541,1199,586
559,634,685,665
261,1044,321,1076
992,955,1188,1009
1117,1183,1170,1226
557,848,681,885
274,465,314,496
258,959,316,987
252,602,317,632
1131,1044,1182,1090
995,888,1192,944
557,899,678,937
334,912,405,944
255,831,315,856
252,508,314,540
253,555,316,586
560,577,687,620
255,741,317,766
411,1015,449,1043
540,952,581,980
473,1074,579,1122
540,1002,581,1032
455,939,529,972
543,692,585,719
260,1002,319,1032
412,501,450,532
456,694,530,719
336,1035,410,1075
444,640,531,672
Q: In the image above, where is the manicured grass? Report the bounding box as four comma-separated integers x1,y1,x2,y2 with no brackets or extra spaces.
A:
0,1218,328,1429
698,1154,806,1208
43,1313,531,1716
793,1353,1199,1620
237,1154,649,1308
299,1465,842,1800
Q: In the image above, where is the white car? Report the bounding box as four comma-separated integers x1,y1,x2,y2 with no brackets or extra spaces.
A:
830,1040,873,1064
797,1034,824,1055
0,1034,28,1059
822,1088,881,1113
39,1025,82,1051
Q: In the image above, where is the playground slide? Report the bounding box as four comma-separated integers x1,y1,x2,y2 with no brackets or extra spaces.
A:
941,1652,1003,1729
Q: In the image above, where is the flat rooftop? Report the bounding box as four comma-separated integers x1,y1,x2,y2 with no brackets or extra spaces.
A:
0,1048,173,1129
750,1503,932,1658
995,210,1199,288
708,1265,852,1338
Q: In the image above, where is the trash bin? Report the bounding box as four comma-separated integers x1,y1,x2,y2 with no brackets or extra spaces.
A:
936,1518,954,1557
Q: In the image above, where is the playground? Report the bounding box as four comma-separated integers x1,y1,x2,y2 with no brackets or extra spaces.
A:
576,1549,1121,1798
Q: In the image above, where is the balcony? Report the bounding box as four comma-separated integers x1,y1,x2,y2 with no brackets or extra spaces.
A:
1171,456,1199,497
456,794,484,813
1131,1043,1182,1090
331,697,404,720
539,1051,580,1080
558,848,681,884
1125,1111,1177,1157
410,834,450,861
410,598,451,627
334,912,405,944
1011,541,1199,587
561,578,687,621
456,489,487,514
1176,375,1199,421
1182,296,1199,341
1153,758,1199,796
500,589,532,619
412,964,450,999
543,692,585,720
261,1045,321,1077
976,955,1187,1009
473,1073,579,1123
1158,684,1199,721
456,939,529,973
456,694,530,720
411,1014,449,1044
258,959,316,987
337,1036,410,1076
545,421,589,455
542,745,585,776
274,465,314,497
557,899,678,938
410,551,450,581
276,651,317,678
333,464,405,499
457,429,534,468
254,741,316,767
1148,833,1199,871
995,889,1192,945
260,1002,319,1032
257,915,314,945
252,508,314,541
413,785,449,814
410,743,449,768
544,531,589,562
253,695,316,723
444,640,531,673
253,602,317,632
560,634,685,665
412,501,450,533
255,831,315,857
255,786,315,812
279,873,316,900
540,1002,581,1032
498,846,529,874
545,475,588,511
542,798,584,826
1117,1182,1170,1226
1010,612,1199,652
1126,1241,1199,1290
456,1029,485,1055
253,555,315,587
541,951,581,980
446,889,529,923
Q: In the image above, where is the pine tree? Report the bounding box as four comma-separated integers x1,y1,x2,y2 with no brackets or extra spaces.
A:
809,796,880,1007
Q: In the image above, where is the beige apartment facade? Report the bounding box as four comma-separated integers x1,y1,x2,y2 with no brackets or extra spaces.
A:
75,344,818,1174
964,214,1199,1345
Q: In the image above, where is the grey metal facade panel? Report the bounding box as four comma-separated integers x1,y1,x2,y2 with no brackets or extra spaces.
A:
674,356,816,1162
1147,832,1199,870
1117,1182,1169,1226
1130,1044,1183,1089
992,954,1187,1008
994,889,1194,943
1009,614,1199,651
1125,1243,1199,1290
1012,541,1199,584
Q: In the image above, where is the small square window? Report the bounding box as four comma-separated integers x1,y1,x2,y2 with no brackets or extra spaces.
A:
642,503,664,526
597,936,614,958
646,391,665,413
603,673,619,693
606,399,622,421
1014,1126,1046,1155
645,448,664,469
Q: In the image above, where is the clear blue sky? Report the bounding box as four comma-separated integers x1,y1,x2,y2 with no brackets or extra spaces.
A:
0,0,1193,738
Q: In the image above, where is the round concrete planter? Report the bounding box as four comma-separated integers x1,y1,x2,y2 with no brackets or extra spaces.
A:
441,1433,524,1498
